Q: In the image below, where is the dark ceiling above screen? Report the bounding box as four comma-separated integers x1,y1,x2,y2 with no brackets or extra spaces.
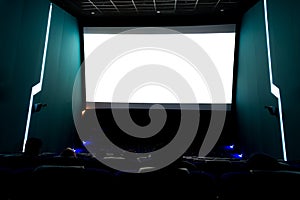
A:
50,0,259,26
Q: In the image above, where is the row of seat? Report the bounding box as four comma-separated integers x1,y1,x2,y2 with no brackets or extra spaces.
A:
1,153,300,199
1,164,300,200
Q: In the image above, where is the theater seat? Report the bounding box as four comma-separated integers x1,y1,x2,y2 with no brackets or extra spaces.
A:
29,165,85,199
0,167,13,200
114,168,218,200
219,170,300,200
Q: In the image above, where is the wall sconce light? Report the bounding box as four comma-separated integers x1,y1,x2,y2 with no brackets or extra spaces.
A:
32,103,47,113
264,105,279,117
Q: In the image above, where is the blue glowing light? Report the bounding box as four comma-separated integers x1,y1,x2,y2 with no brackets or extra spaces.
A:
82,140,91,146
232,153,243,159
224,144,234,150
74,148,84,153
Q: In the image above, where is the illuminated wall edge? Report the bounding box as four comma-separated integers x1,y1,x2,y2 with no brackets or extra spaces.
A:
22,3,53,152
264,0,287,161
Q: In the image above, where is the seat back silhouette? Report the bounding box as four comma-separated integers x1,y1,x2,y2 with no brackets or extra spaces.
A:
220,170,300,200
114,167,218,200
30,165,85,199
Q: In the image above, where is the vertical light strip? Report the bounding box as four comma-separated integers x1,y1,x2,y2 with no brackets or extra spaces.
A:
194,0,199,10
153,0,157,12
263,0,287,161
22,3,53,152
109,0,120,13
132,0,138,13
88,0,102,14
214,0,222,9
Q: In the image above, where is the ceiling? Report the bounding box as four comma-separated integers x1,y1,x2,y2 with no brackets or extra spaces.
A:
50,0,259,26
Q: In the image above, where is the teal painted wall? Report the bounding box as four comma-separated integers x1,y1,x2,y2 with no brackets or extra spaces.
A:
236,0,282,159
236,0,300,161
267,0,300,161
0,0,81,153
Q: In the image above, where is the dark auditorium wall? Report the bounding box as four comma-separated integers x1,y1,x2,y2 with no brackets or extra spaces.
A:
30,2,82,153
235,0,282,159
0,0,81,153
0,0,50,153
267,0,300,161
236,0,300,161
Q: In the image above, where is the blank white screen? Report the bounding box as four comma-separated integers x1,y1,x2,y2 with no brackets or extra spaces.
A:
83,25,236,104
